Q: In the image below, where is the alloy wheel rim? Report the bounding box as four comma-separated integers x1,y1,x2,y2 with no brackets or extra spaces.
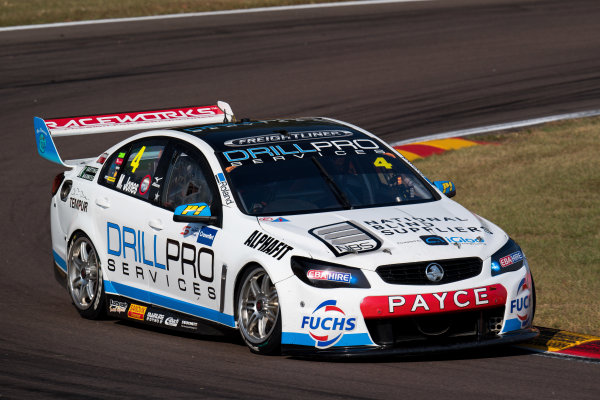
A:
238,269,279,344
68,237,99,310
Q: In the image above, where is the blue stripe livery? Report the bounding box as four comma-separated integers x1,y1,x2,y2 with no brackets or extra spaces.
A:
105,280,235,327
53,250,67,272
282,332,374,347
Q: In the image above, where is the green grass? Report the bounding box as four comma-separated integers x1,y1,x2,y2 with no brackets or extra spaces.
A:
414,117,600,336
1,0,348,27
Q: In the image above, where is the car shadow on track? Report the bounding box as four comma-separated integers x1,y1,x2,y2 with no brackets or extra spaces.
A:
288,345,539,363
111,317,247,347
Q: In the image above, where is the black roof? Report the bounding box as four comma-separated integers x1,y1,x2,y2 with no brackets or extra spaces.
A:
178,118,368,151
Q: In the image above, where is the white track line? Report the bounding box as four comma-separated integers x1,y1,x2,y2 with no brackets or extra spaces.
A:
0,0,430,32
391,109,600,146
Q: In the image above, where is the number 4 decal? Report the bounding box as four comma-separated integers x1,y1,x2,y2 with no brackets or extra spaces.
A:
374,157,393,169
130,146,146,173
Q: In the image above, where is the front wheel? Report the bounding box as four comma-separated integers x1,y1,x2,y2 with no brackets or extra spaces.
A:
67,233,105,319
236,266,281,355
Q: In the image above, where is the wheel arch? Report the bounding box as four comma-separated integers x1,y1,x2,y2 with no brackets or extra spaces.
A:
67,228,88,249
66,226,106,270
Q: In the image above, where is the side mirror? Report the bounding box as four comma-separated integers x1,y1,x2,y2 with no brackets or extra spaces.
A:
433,180,456,198
173,203,217,224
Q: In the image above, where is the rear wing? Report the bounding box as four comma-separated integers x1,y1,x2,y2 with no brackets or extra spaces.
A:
34,101,234,167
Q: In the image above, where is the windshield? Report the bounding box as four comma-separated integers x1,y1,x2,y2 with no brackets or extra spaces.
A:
216,129,437,215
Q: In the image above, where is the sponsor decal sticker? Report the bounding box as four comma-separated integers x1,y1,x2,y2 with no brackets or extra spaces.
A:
38,131,47,153
309,221,380,256
69,197,88,212
70,187,88,199
127,304,147,320
121,176,139,194
301,300,356,349
445,236,484,244
181,225,200,237
307,270,351,283
510,274,532,327
224,130,354,147
175,204,207,216
152,176,163,189
106,222,218,300
164,317,179,327
79,166,98,181
196,226,217,246
360,284,507,318
109,299,128,313
215,173,234,205
181,320,198,329
258,217,289,222
420,235,448,246
434,181,455,194
222,139,383,166
244,230,294,260
180,223,218,246
45,107,221,130
139,175,151,195
116,174,125,188
145,312,165,324
364,216,489,238
500,251,524,268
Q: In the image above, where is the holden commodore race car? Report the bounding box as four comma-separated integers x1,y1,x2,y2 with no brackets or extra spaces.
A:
35,101,538,356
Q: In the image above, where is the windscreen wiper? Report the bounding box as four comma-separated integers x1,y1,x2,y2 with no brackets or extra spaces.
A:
311,157,352,210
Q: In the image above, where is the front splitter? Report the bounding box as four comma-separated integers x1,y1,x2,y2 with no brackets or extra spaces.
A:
282,327,539,358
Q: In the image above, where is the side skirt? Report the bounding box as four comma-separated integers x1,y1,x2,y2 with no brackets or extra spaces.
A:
105,294,235,335
54,261,67,289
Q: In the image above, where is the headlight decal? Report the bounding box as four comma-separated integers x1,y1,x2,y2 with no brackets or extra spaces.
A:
307,269,352,283
292,257,370,288
490,238,526,276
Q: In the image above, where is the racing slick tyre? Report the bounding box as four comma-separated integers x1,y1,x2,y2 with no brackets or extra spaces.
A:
67,233,105,319
236,266,282,355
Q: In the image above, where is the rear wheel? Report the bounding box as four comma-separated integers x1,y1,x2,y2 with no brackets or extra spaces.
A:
67,233,105,319
236,266,281,355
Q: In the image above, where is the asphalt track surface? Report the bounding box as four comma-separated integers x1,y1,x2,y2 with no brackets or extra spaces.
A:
1,0,599,398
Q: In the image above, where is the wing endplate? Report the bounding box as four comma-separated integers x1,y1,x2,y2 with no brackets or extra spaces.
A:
34,116,68,166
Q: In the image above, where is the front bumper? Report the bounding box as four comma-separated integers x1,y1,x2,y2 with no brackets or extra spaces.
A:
282,327,539,358
277,264,535,355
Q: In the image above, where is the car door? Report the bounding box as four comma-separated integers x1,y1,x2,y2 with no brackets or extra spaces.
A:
95,138,170,306
146,140,227,324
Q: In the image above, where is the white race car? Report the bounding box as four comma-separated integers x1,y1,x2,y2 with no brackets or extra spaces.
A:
35,102,538,356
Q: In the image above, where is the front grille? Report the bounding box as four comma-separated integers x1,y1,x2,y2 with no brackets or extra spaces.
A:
365,307,505,347
376,257,482,285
